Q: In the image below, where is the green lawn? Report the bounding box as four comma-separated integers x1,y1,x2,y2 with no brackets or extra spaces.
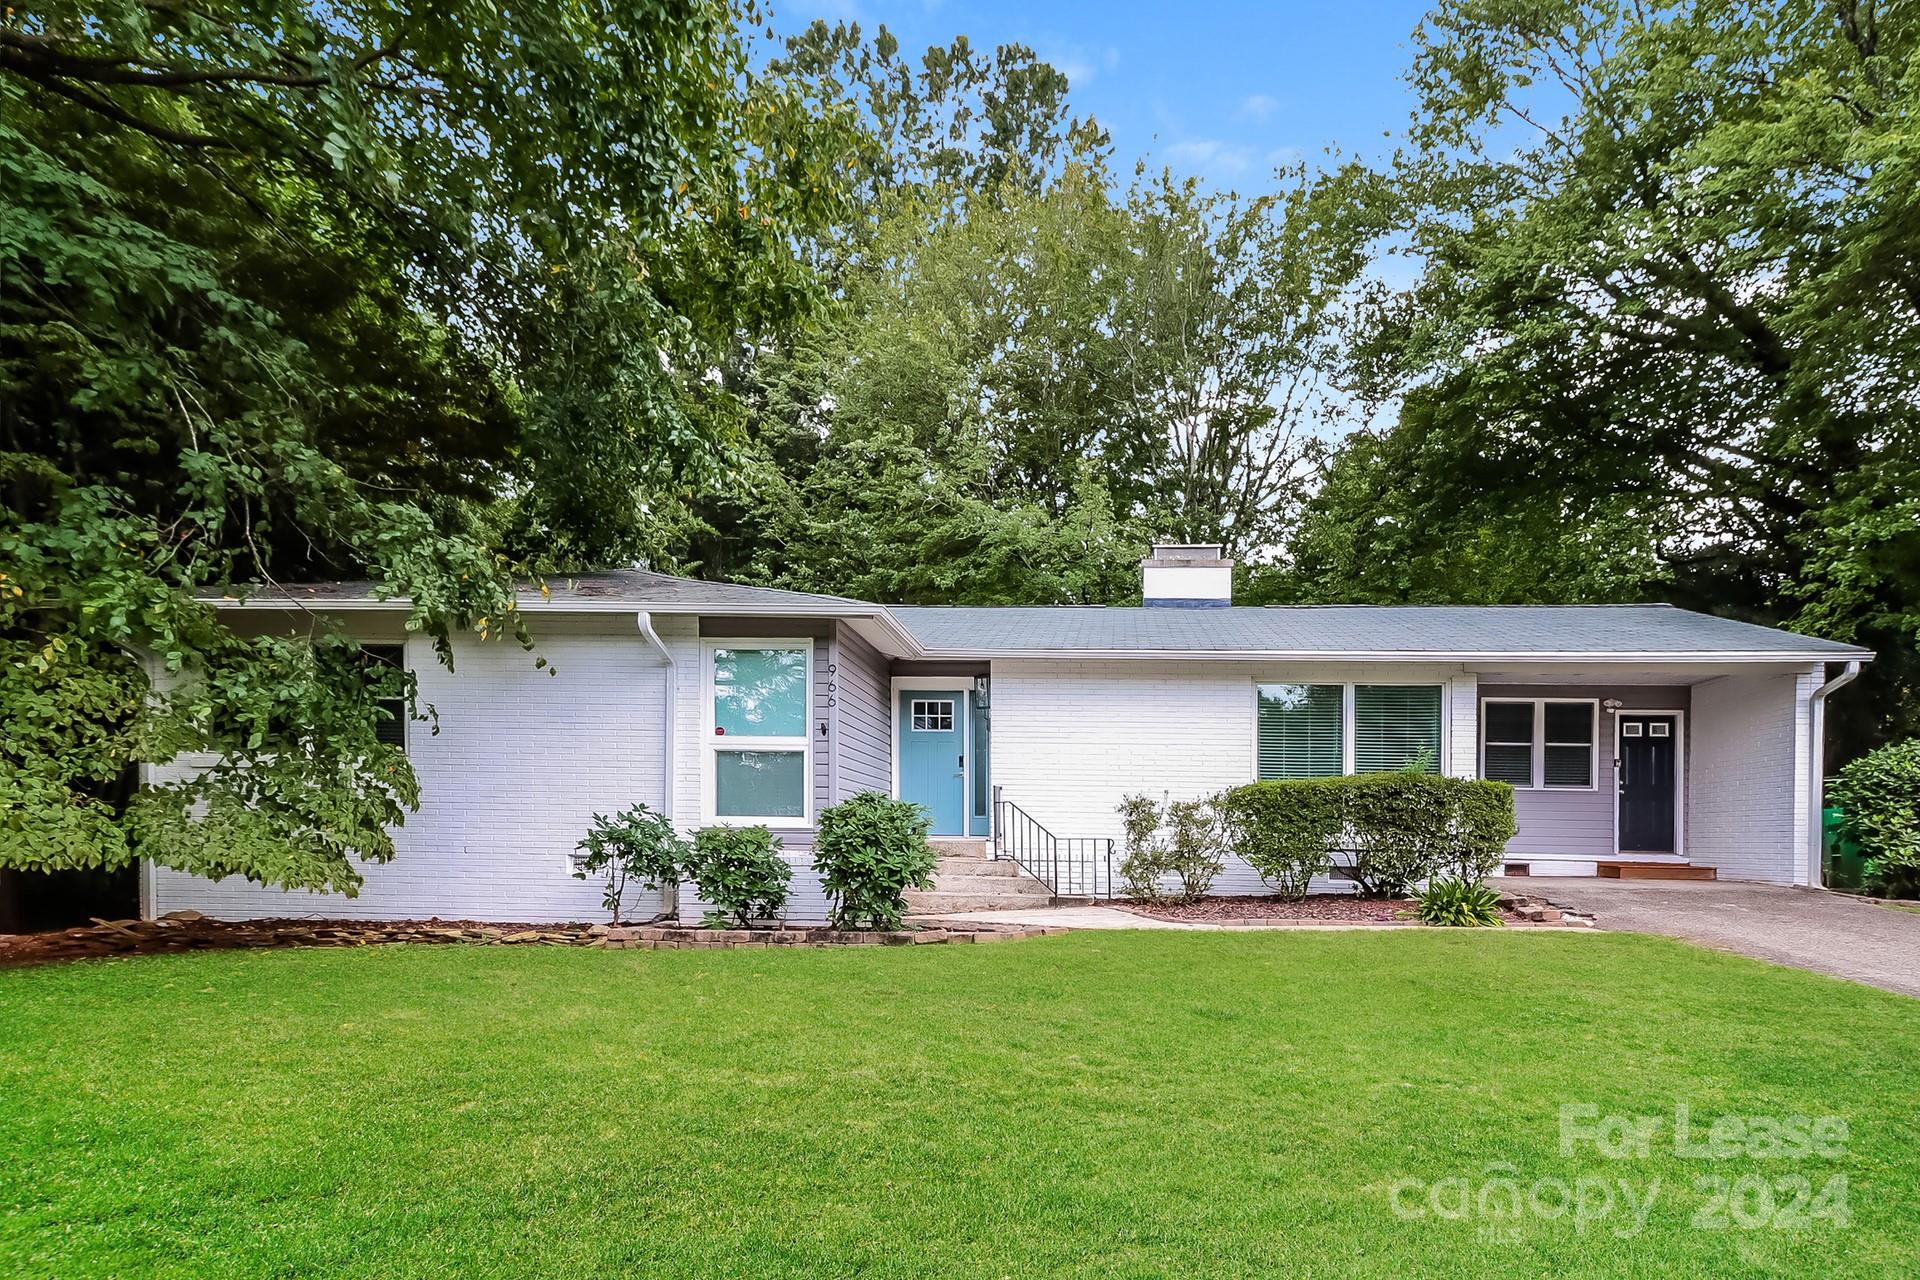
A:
4,933,1917,1278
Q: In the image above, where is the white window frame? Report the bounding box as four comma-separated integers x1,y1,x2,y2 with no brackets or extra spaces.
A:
1478,698,1600,792
1249,681,1448,780
702,638,813,828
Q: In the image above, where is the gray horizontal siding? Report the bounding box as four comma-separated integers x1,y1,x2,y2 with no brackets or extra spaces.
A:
1480,684,1690,859
834,622,892,800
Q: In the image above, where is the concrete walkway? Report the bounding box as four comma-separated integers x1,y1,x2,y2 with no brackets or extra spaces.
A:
1494,876,1920,999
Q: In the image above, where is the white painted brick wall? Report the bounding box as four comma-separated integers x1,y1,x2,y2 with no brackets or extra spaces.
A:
1687,667,1818,884
151,618,673,923
990,659,1477,896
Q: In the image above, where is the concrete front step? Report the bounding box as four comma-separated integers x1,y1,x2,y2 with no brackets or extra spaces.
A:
905,889,1058,913
930,837,990,857
935,856,1021,878
929,874,1052,897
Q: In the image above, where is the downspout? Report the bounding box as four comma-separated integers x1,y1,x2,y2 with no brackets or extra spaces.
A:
1807,660,1862,888
636,611,679,919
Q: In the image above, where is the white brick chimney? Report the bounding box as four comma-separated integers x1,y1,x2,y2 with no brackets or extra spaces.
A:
1140,543,1234,608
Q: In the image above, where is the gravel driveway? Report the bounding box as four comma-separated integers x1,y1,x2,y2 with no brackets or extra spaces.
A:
1495,877,1920,998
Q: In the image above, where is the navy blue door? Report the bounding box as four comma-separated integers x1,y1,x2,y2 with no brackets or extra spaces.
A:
1618,715,1678,853
898,690,966,835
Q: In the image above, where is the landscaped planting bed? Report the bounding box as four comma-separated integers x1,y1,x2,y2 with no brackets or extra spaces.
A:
1120,891,1585,927
0,913,1053,968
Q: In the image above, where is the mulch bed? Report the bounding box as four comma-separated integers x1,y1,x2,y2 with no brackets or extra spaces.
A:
0,913,1059,969
1116,893,1577,927
1121,895,1423,924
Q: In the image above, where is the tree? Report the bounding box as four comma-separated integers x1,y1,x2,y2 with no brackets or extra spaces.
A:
1327,0,1920,749
1,1,849,890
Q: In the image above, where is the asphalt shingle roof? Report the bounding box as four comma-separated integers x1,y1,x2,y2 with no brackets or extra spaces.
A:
218,569,879,613
888,604,1870,658
217,574,1869,659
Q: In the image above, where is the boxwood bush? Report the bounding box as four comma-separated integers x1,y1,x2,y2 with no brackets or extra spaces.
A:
812,792,936,930
1829,739,1920,897
1219,774,1516,899
686,825,790,927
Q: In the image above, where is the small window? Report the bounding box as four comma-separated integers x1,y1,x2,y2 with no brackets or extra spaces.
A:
361,644,408,752
911,699,955,732
1483,701,1534,786
1649,722,1670,738
1622,723,1643,737
1481,699,1596,789
1543,702,1594,788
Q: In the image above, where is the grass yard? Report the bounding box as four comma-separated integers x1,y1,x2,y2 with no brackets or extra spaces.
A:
4,932,1918,1278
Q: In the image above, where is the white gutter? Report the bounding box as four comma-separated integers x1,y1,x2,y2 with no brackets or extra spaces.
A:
912,648,1874,664
1806,659,1863,888
634,612,676,820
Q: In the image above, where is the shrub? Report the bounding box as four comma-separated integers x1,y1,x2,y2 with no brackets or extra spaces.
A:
572,804,690,924
1829,739,1920,897
1116,793,1169,902
1215,782,1337,901
812,792,936,930
1415,877,1506,927
685,825,790,927
1219,774,1517,899
1115,792,1227,903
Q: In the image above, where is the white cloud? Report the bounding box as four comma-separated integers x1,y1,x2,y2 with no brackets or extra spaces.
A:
1164,137,1256,176
1238,93,1280,122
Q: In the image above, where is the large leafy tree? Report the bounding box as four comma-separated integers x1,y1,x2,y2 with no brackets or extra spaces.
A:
1,1,849,889
1311,0,1918,749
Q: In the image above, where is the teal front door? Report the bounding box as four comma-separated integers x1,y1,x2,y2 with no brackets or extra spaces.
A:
898,689,967,835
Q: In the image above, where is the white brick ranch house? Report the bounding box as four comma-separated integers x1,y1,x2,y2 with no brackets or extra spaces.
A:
149,545,1871,923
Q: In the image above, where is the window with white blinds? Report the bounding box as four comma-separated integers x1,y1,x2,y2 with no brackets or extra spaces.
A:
1256,684,1344,779
1256,683,1444,780
1353,685,1443,774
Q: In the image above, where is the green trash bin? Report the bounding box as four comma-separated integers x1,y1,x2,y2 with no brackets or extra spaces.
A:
1823,803,1869,891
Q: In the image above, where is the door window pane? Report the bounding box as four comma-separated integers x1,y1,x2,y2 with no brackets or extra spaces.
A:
1257,684,1344,779
714,750,805,818
713,647,807,737
911,699,955,731
1354,686,1442,774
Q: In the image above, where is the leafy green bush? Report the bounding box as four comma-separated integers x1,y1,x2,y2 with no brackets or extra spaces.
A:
1115,793,1227,903
1414,877,1505,927
572,804,690,924
1219,774,1516,899
685,826,791,927
1117,793,1169,902
812,792,936,930
1830,740,1920,897
1215,782,1338,901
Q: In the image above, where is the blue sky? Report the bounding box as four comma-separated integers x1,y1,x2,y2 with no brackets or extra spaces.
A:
768,0,1436,185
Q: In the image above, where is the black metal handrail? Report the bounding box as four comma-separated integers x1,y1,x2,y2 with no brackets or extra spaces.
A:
990,786,1114,898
